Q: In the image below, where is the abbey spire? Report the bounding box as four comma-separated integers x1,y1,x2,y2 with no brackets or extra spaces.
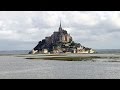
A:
59,20,62,32
60,20,61,28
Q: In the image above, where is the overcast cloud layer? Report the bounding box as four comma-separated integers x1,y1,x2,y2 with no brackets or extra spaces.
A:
0,11,120,50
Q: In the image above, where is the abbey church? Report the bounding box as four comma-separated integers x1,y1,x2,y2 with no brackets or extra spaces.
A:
44,21,72,46
29,22,95,54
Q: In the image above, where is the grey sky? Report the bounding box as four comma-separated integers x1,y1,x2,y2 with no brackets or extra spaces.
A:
0,11,120,50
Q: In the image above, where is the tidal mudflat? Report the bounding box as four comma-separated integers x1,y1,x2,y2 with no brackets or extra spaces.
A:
0,54,120,79
23,54,120,62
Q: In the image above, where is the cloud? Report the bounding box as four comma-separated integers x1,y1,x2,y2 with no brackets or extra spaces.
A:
0,11,120,50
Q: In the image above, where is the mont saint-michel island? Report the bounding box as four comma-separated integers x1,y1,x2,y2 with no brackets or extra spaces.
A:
2,11,120,79
29,22,95,54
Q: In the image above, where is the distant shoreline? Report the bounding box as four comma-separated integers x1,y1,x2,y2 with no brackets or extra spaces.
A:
1,49,120,55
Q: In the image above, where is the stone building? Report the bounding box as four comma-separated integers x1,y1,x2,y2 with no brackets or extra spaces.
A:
44,21,72,44
58,22,72,43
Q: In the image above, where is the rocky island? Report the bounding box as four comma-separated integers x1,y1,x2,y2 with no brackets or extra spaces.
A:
29,22,95,54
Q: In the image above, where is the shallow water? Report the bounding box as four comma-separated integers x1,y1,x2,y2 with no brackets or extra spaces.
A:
0,55,120,79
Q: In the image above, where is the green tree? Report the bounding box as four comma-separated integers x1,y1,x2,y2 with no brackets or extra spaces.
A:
70,41,76,46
